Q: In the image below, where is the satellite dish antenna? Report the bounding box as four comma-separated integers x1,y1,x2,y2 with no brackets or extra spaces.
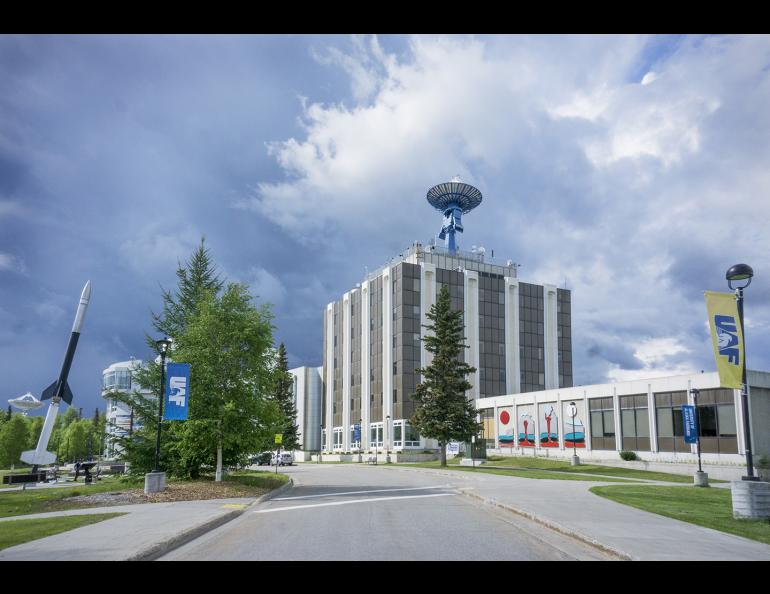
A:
426,179,483,253
478,246,486,255
8,392,43,415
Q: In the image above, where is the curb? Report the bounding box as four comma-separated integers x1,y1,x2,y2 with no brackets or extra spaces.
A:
383,464,633,561
129,477,295,561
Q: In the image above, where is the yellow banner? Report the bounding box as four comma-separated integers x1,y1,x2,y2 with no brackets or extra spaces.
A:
704,290,744,389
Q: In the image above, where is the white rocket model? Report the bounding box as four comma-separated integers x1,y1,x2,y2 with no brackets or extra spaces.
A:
21,281,91,466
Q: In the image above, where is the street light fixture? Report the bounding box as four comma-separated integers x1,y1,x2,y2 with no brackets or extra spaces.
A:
569,402,580,466
726,263,758,481
153,337,172,473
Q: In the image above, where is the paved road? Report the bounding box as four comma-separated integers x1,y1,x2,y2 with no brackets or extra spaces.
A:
161,464,613,561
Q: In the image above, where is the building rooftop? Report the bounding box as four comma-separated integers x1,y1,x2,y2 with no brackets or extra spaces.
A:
366,241,519,282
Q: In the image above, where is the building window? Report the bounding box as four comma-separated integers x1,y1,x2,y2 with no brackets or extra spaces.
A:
619,394,650,451
333,428,343,450
655,391,688,453
369,424,383,447
693,388,738,454
393,421,403,448
404,422,421,447
589,397,615,450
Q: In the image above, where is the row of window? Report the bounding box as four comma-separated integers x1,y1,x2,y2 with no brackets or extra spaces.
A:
588,391,738,453
323,421,422,450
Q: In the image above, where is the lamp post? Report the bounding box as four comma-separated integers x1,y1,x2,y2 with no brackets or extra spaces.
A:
153,338,172,473
726,264,758,481
386,415,391,463
145,337,171,495
318,424,323,464
358,418,363,463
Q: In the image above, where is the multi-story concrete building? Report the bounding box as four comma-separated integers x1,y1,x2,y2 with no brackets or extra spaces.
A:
101,359,153,458
289,366,323,461
321,241,573,454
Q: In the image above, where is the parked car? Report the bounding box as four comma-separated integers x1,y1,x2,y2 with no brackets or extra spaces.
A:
270,452,294,466
250,452,272,466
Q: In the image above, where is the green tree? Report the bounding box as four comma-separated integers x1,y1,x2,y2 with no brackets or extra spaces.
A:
114,242,280,480
60,420,89,462
0,414,31,467
271,343,300,451
61,406,79,429
152,237,224,339
112,238,224,476
171,285,280,480
27,416,44,450
410,285,481,467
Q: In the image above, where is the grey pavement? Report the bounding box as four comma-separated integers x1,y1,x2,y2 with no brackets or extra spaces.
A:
161,464,613,561
0,487,288,561
382,464,770,561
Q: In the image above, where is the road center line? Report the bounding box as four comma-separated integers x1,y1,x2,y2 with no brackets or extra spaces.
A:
273,485,454,501
256,493,455,513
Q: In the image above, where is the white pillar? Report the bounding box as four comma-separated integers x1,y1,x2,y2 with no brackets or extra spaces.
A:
557,392,564,450
612,385,621,451
648,383,658,453
342,291,352,451
382,266,393,450
544,284,559,390
361,280,370,450
504,277,521,395
463,270,480,401
325,303,335,452
420,262,437,369
584,390,592,451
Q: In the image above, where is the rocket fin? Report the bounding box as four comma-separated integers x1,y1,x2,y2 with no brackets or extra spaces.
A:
40,381,73,404
41,380,58,401
21,449,57,465
61,382,74,405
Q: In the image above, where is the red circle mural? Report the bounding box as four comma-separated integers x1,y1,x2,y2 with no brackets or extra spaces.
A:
500,411,510,425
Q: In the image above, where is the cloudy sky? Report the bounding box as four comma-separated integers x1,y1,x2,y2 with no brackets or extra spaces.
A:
2,34,770,417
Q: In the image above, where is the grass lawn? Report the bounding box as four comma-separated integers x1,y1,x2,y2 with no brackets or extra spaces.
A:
224,470,289,490
0,475,144,518
405,461,632,482
460,455,719,484
0,470,289,518
0,513,126,551
590,485,770,546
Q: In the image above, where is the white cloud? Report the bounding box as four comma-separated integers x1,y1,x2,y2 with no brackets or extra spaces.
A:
244,266,286,306
244,34,770,384
0,252,26,274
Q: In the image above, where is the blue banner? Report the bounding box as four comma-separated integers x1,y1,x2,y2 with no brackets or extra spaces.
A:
682,405,698,444
353,424,361,443
164,363,190,421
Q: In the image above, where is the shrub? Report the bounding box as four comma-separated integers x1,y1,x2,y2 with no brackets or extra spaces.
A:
619,451,639,461
757,455,770,469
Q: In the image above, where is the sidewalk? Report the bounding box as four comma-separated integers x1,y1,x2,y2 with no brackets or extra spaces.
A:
384,465,770,561
0,481,293,561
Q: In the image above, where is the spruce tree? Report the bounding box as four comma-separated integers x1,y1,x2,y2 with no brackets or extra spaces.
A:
410,285,481,466
152,237,224,340
272,343,300,451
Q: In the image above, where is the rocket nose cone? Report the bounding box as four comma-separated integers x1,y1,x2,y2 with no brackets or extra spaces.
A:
81,280,92,303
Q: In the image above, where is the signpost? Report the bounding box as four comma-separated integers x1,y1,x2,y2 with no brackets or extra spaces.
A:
684,390,708,487
569,402,580,466
274,434,282,474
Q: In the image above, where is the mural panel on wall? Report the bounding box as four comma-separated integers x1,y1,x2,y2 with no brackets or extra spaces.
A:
518,406,535,447
498,407,514,448
562,400,586,448
538,403,559,447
